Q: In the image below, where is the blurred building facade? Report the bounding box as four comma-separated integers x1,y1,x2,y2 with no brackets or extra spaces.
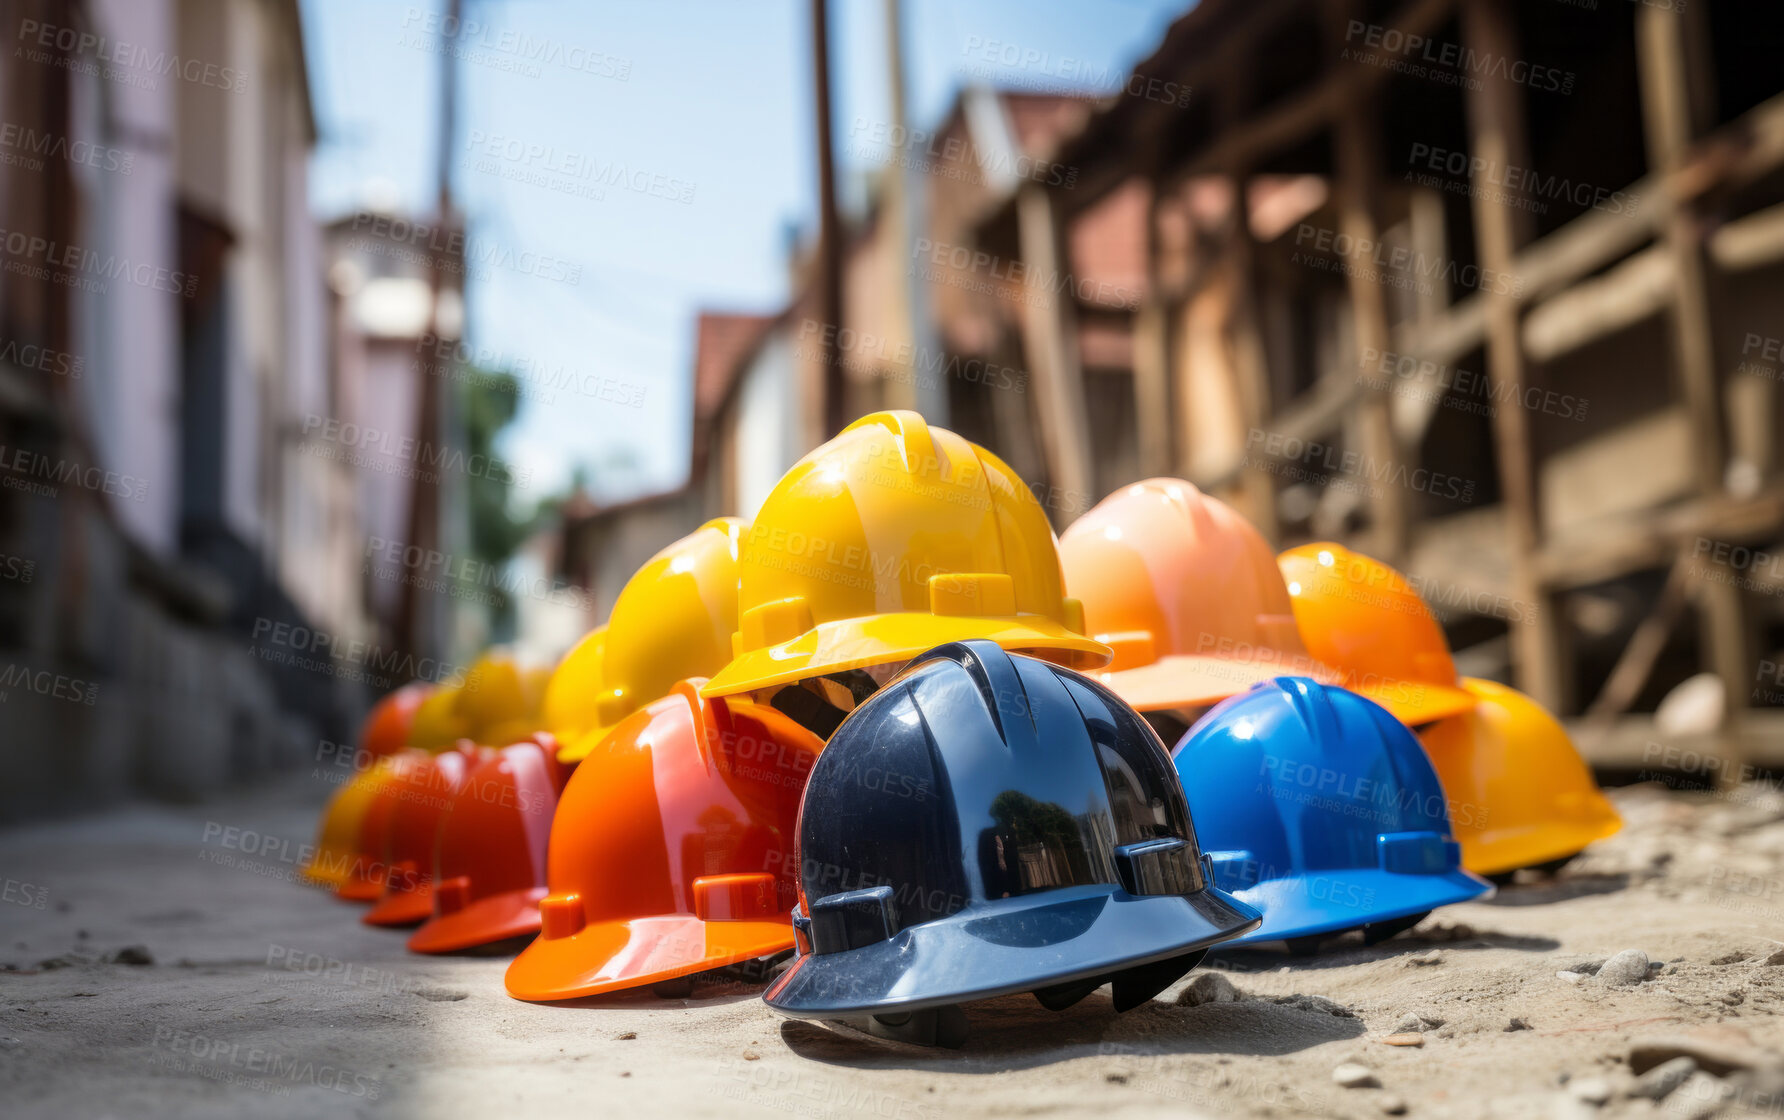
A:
0,0,443,819
556,0,1784,769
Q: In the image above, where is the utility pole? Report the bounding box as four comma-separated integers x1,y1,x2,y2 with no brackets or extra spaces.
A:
810,0,846,438
397,0,463,663
882,0,946,423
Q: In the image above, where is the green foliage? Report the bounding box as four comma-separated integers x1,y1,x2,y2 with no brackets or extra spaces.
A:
459,365,531,566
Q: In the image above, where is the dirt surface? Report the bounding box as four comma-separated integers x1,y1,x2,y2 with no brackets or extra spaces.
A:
1,779,1781,1119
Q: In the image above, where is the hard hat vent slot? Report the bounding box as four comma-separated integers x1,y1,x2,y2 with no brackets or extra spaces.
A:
435,875,472,915
1203,849,1260,890
692,873,780,922
1377,831,1457,875
538,893,586,940
1114,837,1199,896
806,885,899,954
928,573,1016,618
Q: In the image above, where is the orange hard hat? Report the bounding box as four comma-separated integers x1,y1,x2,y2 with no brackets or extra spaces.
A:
1058,478,1338,712
504,680,821,1001
360,683,431,760
408,735,573,954
334,750,434,901
1418,677,1621,877
360,747,479,923
1277,542,1477,726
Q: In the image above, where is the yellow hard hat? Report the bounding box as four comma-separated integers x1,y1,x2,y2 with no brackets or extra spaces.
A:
557,518,745,763
541,626,608,743
699,411,1109,699
1418,677,1622,878
455,649,549,746
407,683,469,752
300,760,402,889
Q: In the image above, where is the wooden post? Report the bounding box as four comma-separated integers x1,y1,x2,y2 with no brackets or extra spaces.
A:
1132,166,1175,480
1228,176,1282,543
1458,0,1566,712
1321,3,1408,563
1017,183,1096,516
1637,1,1748,784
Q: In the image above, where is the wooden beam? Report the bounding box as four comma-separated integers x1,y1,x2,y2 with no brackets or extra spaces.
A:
1578,551,1692,745
1459,0,1565,711
1162,0,1456,188
1324,0,1409,564
1016,183,1095,511
1638,0,1747,787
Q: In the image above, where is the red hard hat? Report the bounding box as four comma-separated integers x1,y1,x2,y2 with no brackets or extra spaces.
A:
360,683,431,760
407,735,573,953
504,681,822,1001
362,745,480,926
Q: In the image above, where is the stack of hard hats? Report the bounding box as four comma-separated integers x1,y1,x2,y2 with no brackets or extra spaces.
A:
296,416,1621,1046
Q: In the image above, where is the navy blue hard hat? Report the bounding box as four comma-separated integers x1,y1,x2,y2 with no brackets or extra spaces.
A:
1173,676,1491,949
763,640,1260,1036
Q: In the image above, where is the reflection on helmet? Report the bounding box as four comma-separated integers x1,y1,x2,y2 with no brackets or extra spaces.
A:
700,411,1108,701
505,680,822,1002
764,640,1259,1045
1174,677,1491,951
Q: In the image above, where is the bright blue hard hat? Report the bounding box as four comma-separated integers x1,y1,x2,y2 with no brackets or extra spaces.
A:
1172,676,1491,949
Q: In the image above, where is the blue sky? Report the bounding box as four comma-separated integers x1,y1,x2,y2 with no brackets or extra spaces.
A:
301,0,1191,508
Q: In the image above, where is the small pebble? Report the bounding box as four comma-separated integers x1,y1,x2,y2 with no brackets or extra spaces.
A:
1381,1032,1424,1047
615,1032,637,1040
1406,950,1442,967
1595,949,1650,987
1178,971,1243,1006
1569,1076,1612,1105
1380,1095,1408,1115
742,1051,759,1061
1393,1012,1423,1032
108,946,153,966
1333,1062,1379,1089
1628,1056,1695,1101
1505,1017,1533,1032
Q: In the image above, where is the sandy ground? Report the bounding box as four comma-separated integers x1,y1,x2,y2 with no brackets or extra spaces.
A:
1,778,1782,1120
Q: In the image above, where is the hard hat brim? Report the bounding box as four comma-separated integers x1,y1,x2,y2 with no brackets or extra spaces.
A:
298,857,351,890
1224,866,1491,947
763,882,1260,1018
363,885,436,927
555,722,617,765
408,887,548,954
700,614,1112,698
1459,810,1622,877
504,912,796,1002
1091,653,1346,713
334,879,383,903
1348,677,1479,727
